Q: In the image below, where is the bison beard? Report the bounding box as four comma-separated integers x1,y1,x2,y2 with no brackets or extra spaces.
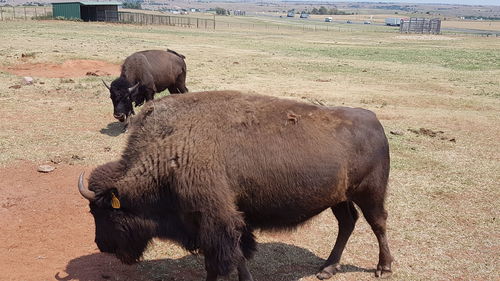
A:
79,91,393,281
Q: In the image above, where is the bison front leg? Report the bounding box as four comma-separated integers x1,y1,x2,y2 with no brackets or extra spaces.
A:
200,214,248,280
204,259,254,281
237,260,254,281
204,263,218,281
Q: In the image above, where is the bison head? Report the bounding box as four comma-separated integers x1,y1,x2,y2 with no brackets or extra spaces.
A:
103,78,140,123
78,172,155,264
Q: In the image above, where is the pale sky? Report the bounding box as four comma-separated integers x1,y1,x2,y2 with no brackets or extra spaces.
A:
331,0,500,6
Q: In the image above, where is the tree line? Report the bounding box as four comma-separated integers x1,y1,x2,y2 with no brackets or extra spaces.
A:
302,6,353,15
122,0,142,10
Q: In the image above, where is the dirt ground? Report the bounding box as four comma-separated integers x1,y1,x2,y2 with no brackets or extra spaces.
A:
0,162,147,281
0,61,140,281
1,60,120,78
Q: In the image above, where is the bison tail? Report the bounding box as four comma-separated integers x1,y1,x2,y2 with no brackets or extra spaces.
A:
167,49,186,59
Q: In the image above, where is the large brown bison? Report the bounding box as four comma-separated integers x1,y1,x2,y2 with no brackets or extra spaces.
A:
78,91,393,281
103,49,188,124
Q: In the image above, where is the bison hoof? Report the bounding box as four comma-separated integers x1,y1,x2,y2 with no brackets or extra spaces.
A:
375,265,392,278
316,263,341,280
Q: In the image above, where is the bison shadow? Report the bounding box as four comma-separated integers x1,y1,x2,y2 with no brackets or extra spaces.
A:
56,242,373,281
100,122,125,137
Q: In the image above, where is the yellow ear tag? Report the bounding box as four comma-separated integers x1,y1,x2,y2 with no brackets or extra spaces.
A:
111,193,121,209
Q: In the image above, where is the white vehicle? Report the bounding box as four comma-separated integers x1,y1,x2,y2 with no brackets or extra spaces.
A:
325,17,332,22
385,18,402,26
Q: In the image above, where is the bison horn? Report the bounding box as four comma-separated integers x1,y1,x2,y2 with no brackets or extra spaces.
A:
78,172,95,201
102,80,110,90
128,82,140,93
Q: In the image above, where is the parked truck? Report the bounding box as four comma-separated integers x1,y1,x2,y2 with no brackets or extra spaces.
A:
385,18,402,26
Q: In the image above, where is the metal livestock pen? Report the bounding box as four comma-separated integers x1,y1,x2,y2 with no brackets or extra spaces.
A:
400,18,441,34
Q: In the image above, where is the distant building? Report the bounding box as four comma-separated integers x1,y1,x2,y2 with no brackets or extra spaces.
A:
52,1,121,21
233,10,245,16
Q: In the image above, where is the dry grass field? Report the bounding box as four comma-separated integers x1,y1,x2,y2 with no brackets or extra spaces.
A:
0,18,499,281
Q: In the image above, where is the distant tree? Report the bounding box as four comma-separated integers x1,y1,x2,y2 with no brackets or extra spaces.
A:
215,7,228,15
318,6,328,15
311,8,318,14
122,0,142,10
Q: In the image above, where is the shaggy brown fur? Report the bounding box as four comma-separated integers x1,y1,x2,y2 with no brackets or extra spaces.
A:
80,91,393,281
106,49,188,123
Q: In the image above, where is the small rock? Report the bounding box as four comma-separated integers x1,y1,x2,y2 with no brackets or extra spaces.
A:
9,85,22,89
38,165,55,173
23,77,34,85
104,146,111,152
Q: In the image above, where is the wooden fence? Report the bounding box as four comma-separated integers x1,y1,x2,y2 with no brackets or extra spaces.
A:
0,6,52,20
115,11,215,29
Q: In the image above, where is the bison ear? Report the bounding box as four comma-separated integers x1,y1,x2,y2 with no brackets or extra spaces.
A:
111,191,121,209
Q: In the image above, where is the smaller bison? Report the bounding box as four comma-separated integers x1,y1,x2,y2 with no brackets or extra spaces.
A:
103,49,188,124
79,91,393,281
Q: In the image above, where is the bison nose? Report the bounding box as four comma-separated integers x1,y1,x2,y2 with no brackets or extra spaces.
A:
113,113,126,122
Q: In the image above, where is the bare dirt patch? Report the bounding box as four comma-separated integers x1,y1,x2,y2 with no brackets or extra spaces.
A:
2,60,120,78
0,162,145,281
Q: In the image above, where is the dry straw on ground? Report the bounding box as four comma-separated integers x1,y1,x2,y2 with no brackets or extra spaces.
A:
0,19,498,281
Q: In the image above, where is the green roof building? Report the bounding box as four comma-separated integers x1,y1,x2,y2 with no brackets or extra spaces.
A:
52,1,122,21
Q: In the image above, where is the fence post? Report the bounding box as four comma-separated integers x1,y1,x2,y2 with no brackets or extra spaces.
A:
0,7,3,21
34,7,37,19
13,6,15,19
24,6,27,20
213,14,215,29
197,18,199,28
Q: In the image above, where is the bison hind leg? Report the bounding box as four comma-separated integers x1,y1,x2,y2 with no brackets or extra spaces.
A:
240,227,257,259
353,196,393,278
168,85,188,94
317,201,359,280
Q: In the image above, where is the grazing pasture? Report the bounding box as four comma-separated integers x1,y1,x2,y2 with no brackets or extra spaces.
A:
0,19,498,281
